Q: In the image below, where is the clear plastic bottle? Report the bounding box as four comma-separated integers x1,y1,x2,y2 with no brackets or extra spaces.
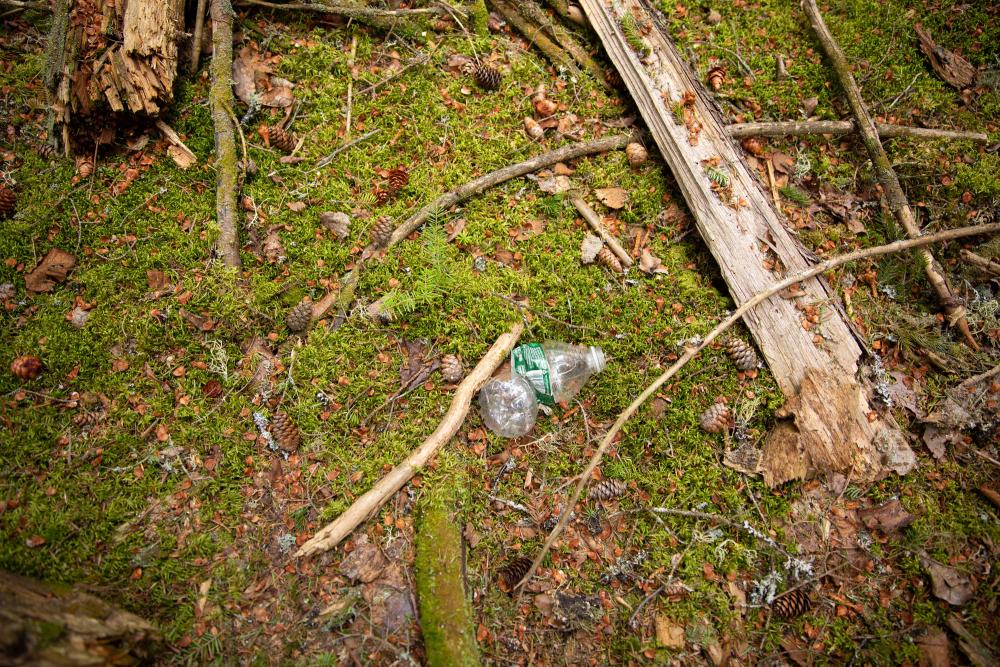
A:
511,341,606,405
478,374,539,438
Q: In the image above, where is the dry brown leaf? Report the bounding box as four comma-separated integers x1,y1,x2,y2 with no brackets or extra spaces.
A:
537,173,572,194
580,234,603,264
340,536,387,583
770,152,795,175
260,77,295,108
654,615,685,648
286,201,307,213
25,248,76,293
920,552,974,606
146,269,169,290
595,187,628,209
858,499,915,534
232,46,271,105
638,248,668,275
261,229,286,264
917,628,950,667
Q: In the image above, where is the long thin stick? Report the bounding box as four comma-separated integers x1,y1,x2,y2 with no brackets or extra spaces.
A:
295,323,525,557
209,0,241,268
570,196,634,268
237,0,463,19
725,120,988,143
802,0,977,350
190,0,209,72
345,35,357,143
513,221,1000,597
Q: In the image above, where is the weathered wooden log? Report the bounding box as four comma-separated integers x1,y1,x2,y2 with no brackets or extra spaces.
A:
0,570,162,665
578,0,911,486
45,0,186,148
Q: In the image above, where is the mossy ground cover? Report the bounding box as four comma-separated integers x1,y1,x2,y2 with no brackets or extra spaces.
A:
1,0,998,663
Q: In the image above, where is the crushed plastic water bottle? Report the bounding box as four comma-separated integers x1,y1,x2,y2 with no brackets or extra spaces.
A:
511,341,606,405
478,374,539,438
478,341,607,438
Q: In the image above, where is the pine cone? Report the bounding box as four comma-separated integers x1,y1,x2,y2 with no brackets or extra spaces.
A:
286,300,313,333
386,168,409,193
270,411,301,452
262,125,297,153
373,186,391,205
0,185,15,219
771,589,811,619
699,402,731,433
662,581,690,597
10,355,42,380
498,556,533,591
440,354,463,383
76,157,94,178
740,137,765,156
596,246,624,274
473,65,502,91
625,142,648,167
589,479,628,501
36,143,57,159
725,338,758,371
320,211,351,239
707,66,727,91
370,216,394,248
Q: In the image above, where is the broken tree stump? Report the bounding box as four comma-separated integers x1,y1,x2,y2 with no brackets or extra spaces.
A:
578,0,912,486
0,570,162,665
45,0,186,150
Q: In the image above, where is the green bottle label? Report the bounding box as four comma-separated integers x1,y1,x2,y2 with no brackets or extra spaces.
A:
511,343,554,405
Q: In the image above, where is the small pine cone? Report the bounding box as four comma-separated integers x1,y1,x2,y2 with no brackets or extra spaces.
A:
370,216,394,248
662,581,690,597
263,125,297,153
386,168,409,193
473,65,502,91
699,402,731,433
286,301,313,333
725,338,758,371
320,211,351,239
439,354,463,384
498,556,533,591
771,589,811,620
596,246,624,274
72,410,105,429
589,479,628,501
76,157,94,178
36,143,57,159
270,411,301,452
10,355,43,380
706,66,727,91
625,142,648,167
0,185,15,219
740,137,765,156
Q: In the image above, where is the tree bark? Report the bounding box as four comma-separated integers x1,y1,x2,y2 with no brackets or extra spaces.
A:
0,570,162,665
802,0,977,350
210,0,241,268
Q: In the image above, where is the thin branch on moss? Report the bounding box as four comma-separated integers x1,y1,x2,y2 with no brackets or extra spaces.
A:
513,220,1000,599
726,120,988,143
803,0,978,350
210,0,241,268
236,0,466,20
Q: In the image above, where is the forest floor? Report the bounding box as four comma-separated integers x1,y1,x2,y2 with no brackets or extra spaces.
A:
2,0,999,664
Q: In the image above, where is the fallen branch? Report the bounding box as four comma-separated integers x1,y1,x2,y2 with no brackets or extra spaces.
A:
210,0,241,268
0,0,47,9
237,0,464,20
514,220,1000,596
570,196,633,268
725,120,988,143
803,0,977,350
959,249,1000,276
390,134,633,246
490,0,581,78
508,0,609,86
295,322,525,557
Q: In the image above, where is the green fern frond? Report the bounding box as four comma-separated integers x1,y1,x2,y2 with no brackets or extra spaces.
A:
705,166,730,188
779,185,811,206
620,14,648,56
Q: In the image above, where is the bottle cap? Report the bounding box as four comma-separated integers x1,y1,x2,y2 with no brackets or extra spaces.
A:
588,346,606,374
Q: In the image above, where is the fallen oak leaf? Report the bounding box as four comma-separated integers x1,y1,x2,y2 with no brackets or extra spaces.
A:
25,248,75,293
857,498,915,534
595,187,628,209
638,248,668,275
920,552,974,606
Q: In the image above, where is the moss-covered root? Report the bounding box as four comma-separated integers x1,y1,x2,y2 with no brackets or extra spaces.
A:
415,496,480,667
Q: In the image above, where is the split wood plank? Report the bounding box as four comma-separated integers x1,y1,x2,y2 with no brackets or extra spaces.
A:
578,0,910,485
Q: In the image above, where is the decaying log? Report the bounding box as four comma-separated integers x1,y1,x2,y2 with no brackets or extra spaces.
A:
210,0,241,268
578,0,907,486
803,0,977,350
0,570,162,665
726,120,988,143
296,323,524,557
514,221,1000,594
45,0,186,146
